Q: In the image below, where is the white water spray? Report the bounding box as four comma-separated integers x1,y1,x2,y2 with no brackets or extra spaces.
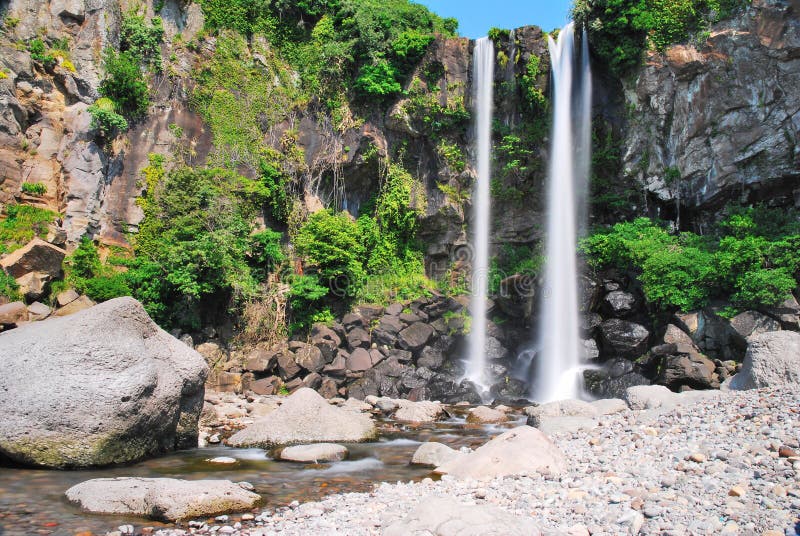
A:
464,37,494,395
532,23,592,403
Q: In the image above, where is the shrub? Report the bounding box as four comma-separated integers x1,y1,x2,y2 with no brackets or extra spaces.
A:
120,11,164,69
99,48,150,119
355,61,402,99
0,270,20,301
20,182,47,196
0,205,58,254
28,38,55,68
88,98,129,137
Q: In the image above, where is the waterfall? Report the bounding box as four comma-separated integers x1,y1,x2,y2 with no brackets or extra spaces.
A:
464,37,494,396
531,23,592,403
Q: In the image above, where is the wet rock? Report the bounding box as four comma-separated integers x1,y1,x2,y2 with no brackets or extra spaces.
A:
490,377,529,405
383,496,541,536
600,319,651,358
583,361,650,400
434,426,566,480
729,331,800,390
398,323,434,352
467,406,508,424
279,443,348,463
417,346,445,370
227,388,376,447
582,338,600,360
601,290,637,317
411,442,463,467
393,399,444,422
485,336,509,360
0,297,207,467
65,478,260,521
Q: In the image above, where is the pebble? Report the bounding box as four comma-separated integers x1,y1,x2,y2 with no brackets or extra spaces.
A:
100,389,800,536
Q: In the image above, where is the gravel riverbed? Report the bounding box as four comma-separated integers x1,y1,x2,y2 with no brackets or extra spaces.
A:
114,388,799,536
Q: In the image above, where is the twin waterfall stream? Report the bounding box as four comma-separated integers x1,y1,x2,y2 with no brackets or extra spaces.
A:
466,23,592,403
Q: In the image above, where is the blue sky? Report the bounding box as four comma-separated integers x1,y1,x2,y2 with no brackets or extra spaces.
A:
416,0,573,39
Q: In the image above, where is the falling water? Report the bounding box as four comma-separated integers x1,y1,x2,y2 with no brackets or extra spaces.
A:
531,23,592,402
464,37,494,396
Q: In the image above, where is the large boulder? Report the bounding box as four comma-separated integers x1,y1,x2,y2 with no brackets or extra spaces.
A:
434,426,567,480
65,478,260,521
279,443,348,463
393,399,445,422
398,322,434,352
729,331,800,390
0,297,208,468
411,442,463,467
0,301,27,326
226,388,376,447
383,496,542,536
600,319,651,358
0,238,65,278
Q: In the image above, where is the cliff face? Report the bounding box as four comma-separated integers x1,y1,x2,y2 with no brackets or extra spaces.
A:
1,0,798,264
620,0,800,224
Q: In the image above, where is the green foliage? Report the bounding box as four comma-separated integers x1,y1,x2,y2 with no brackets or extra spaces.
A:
99,48,150,119
0,270,20,301
20,182,47,196
520,55,546,111
120,10,164,70
489,244,543,295
0,205,58,255
401,81,471,134
355,60,402,99
487,28,510,42
572,0,752,76
295,209,365,298
436,140,466,173
582,209,800,312
28,38,55,68
88,101,129,137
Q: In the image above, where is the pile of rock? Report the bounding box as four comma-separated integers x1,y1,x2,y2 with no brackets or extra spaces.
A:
202,294,522,403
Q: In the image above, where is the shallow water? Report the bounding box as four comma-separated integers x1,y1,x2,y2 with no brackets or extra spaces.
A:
0,413,525,535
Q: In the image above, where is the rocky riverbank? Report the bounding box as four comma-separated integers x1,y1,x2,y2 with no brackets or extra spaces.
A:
94,387,798,536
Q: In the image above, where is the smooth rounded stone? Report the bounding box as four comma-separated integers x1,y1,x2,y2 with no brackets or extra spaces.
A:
590,398,629,415
206,457,238,465
536,416,598,435
411,442,463,467
0,301,27,325
375,398,399,413
624,385,677,410
466,406,508,424
65,477,260,521
0,297,208,468
227,388,376,448
525,399,599,425
729,331,800,390
393,400,445,423
279,443,348,463
382,495,543,536
434,426,567,480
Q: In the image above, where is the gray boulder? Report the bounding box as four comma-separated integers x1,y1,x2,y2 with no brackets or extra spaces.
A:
227,388,376,447
0,238,65,278
600,319,651,358
279,443,348,463
728,310,781,349
383,496,542,536
434,426,567,480
601,290,637,317
65,478,260,521
398,323,434,352
729,331,800,390
295,344,325,372
0,297,208,468
411,442,464,467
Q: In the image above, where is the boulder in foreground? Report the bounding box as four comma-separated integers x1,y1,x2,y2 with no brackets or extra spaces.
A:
382,495,542,536
227,388,376,447
0,297,208,468
729,331,800,390
65,477,260,521
434,426,566,480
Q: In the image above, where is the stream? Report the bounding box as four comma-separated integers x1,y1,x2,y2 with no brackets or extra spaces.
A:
0,411,526,536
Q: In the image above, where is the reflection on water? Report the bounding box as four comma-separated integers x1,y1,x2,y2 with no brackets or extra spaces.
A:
0,412,524,535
